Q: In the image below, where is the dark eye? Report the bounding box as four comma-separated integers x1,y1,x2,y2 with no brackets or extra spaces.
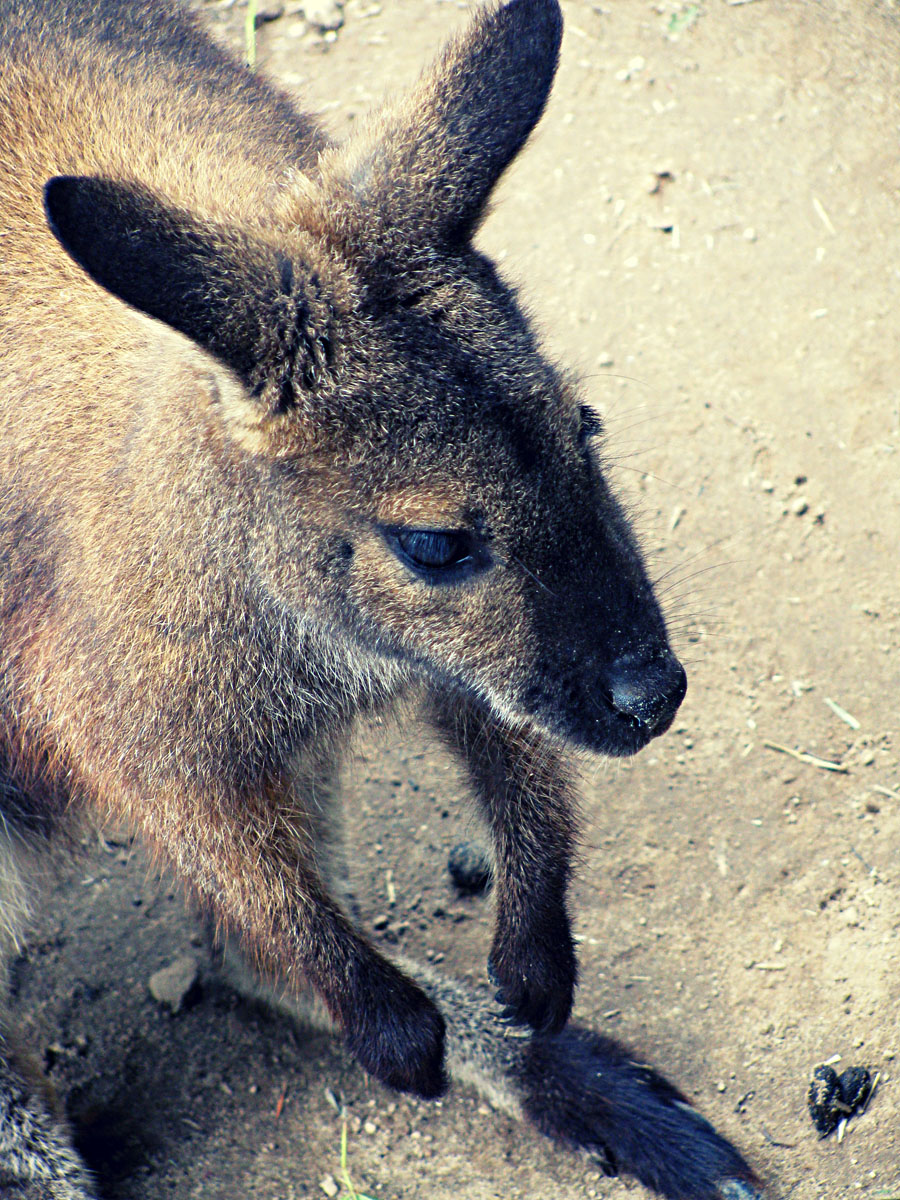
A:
578,405,604,444
384,526,487,583
398,530,463,568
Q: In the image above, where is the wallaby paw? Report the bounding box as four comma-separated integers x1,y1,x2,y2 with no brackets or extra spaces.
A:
344,977,448,1100
518,1026,761,1200
488,915,576,1035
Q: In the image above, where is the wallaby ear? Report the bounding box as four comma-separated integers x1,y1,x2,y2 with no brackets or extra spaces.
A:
332,0,562,248
44,175,333,413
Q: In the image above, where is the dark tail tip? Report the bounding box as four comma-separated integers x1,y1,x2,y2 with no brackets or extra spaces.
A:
517,1025,762,1200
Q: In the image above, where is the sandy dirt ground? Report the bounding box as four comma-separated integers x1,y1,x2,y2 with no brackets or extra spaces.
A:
8,1,900,1197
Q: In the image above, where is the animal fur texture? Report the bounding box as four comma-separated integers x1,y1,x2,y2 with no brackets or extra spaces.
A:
0,0,762,1196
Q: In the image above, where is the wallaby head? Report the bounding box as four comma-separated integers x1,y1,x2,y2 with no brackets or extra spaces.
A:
43,0,684,758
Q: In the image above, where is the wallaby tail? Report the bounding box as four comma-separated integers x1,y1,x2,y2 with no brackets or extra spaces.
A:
401,958,764,1200
518,1026,761,1200
209,941,764,1200
0,1048,97,1200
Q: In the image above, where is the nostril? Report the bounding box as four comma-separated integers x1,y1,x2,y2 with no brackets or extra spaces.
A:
601,654,687,733
603,681,655,729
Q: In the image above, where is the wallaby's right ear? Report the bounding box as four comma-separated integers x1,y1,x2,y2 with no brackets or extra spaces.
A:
329,0,562,249
44,175,334,414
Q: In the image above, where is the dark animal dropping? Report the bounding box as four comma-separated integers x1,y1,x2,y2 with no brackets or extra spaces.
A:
447,841,493,894
807,1064,874,1138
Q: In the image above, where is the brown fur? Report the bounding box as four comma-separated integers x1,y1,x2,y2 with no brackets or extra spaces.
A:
0,2,760,1197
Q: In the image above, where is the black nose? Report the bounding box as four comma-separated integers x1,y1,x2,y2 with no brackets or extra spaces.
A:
602,651,687,735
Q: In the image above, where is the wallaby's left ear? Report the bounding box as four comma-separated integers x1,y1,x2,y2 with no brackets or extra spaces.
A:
44,175,334,414
331,0,562,249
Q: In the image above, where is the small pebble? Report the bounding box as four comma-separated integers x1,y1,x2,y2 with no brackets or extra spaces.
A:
791,496,809,516
319,1175,339,1198
302,0,343,30
148,954,199,1013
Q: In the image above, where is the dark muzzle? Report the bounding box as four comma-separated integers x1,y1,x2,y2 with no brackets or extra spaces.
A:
601,650,687,737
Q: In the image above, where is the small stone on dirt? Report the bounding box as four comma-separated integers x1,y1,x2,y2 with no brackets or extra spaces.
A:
302,0,343,30
447,841,493,894
149,954,199,1013
319,1176,339,1198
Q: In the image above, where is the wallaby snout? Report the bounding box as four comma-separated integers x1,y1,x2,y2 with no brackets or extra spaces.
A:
599,650,687,745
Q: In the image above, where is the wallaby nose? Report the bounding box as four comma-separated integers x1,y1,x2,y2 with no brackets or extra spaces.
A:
602,651,687,736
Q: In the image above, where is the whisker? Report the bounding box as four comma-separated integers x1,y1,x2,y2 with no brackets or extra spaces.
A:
508,552,556,598
654,564,741,599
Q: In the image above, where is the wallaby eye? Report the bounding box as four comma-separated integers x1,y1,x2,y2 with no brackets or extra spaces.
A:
578,405,604,444
384,526,486,583
398,530,463,568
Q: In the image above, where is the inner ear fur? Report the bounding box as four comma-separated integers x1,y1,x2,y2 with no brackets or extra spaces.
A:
43,175,334,413
322,0,563,250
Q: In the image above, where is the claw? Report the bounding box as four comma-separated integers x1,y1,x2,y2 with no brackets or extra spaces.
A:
497,1004,524,1026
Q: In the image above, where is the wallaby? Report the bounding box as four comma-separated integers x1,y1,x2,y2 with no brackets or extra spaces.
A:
0,0,763,1197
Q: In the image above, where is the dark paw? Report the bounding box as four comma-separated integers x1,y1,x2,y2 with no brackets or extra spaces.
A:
488,911,576,1035
344,975,447,1100
519,1026,761,1200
